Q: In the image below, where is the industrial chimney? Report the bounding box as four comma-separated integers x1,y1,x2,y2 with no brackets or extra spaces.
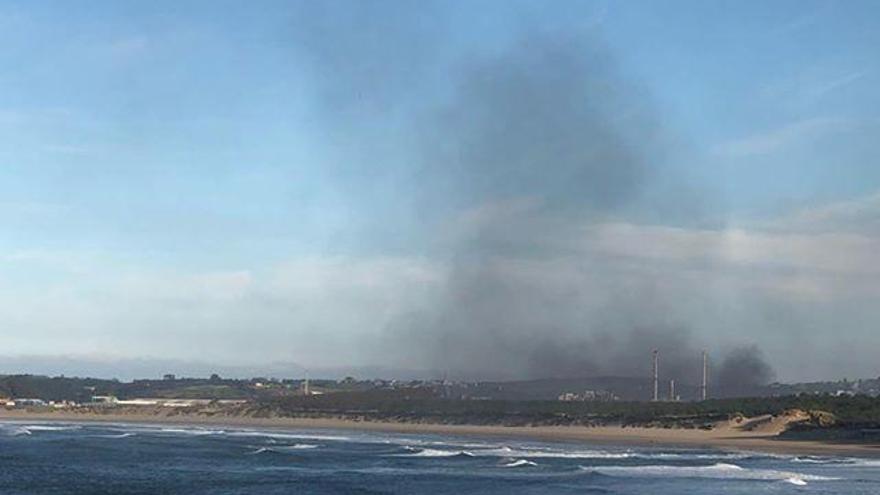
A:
651,349,659,401
700,350,708,401
302,371,311,396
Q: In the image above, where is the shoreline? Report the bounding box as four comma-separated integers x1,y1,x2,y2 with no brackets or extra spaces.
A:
3,410,879,457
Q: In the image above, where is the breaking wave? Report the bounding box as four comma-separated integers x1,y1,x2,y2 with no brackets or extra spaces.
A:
21,424,82,432
249,444,321,455
159,427,226,436
92,432,136,439
401,448,476,458
796,457,880,468
0,425,32,436
479,446,634,459
0,423,82,436
396,444,769,462
227,431,351,442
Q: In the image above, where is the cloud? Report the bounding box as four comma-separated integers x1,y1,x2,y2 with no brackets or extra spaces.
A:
372,188,880,381
713,117,851,157
121,270,255,303
592,223,880,277
4,180,880,382
0,255,444,368
772,190,880,235
3,187,880,381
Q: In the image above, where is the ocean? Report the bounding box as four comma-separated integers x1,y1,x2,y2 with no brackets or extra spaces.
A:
1,421,879,494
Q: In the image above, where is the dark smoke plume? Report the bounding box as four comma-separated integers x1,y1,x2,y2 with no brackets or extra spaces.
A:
715,345,776,397
418,33,651,213
292,2,776,393
388,32,721,382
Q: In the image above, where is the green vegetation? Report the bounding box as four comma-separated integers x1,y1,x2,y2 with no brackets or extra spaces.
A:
255,389,880,429
0,374,381,402
0,374,257,401
6,373,880,434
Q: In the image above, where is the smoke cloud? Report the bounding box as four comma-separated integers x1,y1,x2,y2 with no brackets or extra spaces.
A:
418,33,651,213
716,345,776,397
293,3,776,394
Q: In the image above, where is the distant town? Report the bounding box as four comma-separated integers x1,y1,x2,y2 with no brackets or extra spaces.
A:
2,371,878,411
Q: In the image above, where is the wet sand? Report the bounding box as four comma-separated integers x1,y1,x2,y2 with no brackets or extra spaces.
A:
2,409,878,457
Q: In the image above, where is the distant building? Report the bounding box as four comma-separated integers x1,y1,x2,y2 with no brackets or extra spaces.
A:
116,399,160,406
558,390,619,402
90,395,118,406
163,374,176,381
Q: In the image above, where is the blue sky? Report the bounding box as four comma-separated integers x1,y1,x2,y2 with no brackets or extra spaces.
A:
1,1,879,381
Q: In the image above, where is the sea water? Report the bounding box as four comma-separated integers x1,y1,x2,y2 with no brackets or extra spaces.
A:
1,421,879,494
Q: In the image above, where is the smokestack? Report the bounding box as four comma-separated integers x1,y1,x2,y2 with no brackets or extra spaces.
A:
669,379,676,402
651,349,659,401
303,371,310,396
701,350,708,401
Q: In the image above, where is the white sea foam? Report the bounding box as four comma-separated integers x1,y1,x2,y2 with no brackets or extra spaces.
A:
502,459,538,468
0,426,32,436
248,444,320,455
227,431,351,442
93,432,136,439
397,444,634,460
792,456,836,464
0,422,85,436
479,447,635,459
402,448,476,458
403,442,753,460
584,462,840,485
22,424,82,432
643,451,772,461
274,444,320,451
396,443,770,462
75,424,350,442
159,427,226,436
793,456,880,468
394,439,494,449
837,458,880,468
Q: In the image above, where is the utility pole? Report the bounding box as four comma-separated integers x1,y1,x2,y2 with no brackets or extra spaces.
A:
302,370,310,396
652,349,659,401
701,350,708,401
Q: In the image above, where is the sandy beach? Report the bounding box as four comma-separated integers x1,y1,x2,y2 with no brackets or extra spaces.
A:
2,409,878,457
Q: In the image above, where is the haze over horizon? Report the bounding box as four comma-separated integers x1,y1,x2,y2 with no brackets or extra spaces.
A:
2,1,879,383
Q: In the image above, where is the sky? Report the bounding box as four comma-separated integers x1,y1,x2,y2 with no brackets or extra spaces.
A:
1,0,879,382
